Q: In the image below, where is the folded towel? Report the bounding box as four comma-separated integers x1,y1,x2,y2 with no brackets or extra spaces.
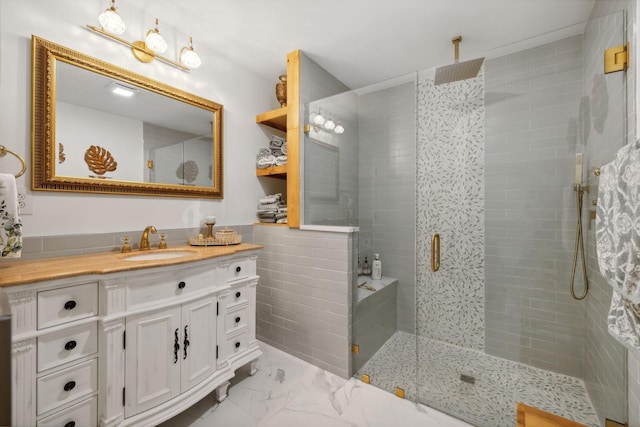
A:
275,155,287,166
276,217,288,224
257,202,285,211
256,155,277,169
269,136,285,148
257,147,271,157
596,140,640,349
0,173,23,258
270,148,284,157
260,194,282,204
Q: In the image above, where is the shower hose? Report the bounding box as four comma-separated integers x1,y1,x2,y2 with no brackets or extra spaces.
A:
570,184,589,300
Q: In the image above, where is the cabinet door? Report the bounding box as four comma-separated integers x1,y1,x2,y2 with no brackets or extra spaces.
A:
125,306,181,417
180,297,217,392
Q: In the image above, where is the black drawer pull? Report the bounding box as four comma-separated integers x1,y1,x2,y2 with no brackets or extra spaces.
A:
178,281,186,289
235,341,241,348
235,316,241,323
235,266,242,273
63,381,76,392
64,340,77,351
65,422,76,427
64,300,77,310
235,291,241,298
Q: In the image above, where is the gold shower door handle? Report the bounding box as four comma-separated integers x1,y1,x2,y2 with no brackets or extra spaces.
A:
431,233,440,272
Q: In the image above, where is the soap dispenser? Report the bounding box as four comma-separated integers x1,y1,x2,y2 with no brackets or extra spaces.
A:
372,253,382,280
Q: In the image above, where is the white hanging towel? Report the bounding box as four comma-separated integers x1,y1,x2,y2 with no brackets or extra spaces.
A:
595,141,640,350
0,173,22,258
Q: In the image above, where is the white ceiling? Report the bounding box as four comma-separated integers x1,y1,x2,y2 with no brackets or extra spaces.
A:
127,0,596,90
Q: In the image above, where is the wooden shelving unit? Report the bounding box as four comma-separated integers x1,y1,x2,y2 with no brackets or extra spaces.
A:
255,107,287,132
254,50,301,228
255,164,287,178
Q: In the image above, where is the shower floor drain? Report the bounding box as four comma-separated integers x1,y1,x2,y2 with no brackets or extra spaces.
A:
460,374,476,384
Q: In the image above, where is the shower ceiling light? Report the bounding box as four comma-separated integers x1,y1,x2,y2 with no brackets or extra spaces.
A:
87,5,203,71
334,124,345,134
312,112,326,125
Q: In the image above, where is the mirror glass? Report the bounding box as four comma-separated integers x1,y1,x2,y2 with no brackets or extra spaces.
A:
32,36,223,198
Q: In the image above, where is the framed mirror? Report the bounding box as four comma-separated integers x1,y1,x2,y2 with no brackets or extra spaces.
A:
31,36,223,198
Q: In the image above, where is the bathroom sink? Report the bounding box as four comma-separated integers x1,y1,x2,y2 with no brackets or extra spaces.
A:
123,250,195,261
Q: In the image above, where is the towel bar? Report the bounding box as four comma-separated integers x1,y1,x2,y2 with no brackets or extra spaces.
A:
0,145,26,178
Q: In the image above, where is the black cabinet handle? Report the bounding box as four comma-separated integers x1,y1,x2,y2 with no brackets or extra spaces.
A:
235,291,241,298
183,325,190,360
178,281,186,289
235,341,240,349
64,422,76,427
63,381,76,392
235,266,241,273
64,340,77,351
64,300,77,310
235,317,241,323
173,328,180,364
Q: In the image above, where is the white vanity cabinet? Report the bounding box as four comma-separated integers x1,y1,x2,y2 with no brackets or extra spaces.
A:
4,249,261,427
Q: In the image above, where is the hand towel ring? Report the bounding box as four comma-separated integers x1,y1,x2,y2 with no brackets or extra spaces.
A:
0,145,26,178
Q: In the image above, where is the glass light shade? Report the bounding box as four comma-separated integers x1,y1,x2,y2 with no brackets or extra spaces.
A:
181,49,201,69
313,113,325,125
98,8,125,34
334,124,345,134
324,119,336,130
145,29,167,54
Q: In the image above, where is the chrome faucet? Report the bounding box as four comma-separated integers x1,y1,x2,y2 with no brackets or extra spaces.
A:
139,225,157,251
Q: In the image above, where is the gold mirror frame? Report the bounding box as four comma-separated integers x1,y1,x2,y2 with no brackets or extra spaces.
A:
31,36,223,198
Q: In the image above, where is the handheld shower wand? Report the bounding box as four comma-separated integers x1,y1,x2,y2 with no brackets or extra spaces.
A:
570,153,589,300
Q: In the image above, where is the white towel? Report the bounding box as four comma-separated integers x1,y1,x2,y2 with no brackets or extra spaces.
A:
596,141,640,350
0,173,23,258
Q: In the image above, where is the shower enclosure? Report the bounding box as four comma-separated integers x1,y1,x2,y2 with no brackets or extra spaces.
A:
304,10,628,427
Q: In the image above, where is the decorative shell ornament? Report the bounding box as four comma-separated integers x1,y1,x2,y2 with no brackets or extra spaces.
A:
176,160,199,184
84,145,117,175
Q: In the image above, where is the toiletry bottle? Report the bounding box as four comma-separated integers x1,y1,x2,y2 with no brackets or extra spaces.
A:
372,253,382,280
363,256,370,276
357,257,362,276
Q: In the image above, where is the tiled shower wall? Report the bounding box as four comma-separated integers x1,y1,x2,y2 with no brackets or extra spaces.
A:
483,36,587,377
254,225,353,378
358,81,417,333
416,69,485,350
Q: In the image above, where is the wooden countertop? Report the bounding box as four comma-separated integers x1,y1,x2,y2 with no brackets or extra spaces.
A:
0,243,262,287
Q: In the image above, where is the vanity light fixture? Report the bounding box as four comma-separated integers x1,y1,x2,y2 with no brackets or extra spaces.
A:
180,37,202,69
98,0,125,35
87,3,202,71
306,110,345,135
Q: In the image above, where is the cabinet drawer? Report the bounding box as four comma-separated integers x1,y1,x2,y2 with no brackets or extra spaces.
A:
225,304,249,334
225,258,255,282
38,322,98,372
37,395,97,427
37,283,98,330
226,329,249,355
127,267,216,308
228,284,249,306
37,358,98,415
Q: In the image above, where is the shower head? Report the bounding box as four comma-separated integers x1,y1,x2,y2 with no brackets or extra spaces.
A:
434,35,485,85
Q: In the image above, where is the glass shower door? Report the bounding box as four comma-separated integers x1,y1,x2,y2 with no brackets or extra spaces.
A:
416,11,628,427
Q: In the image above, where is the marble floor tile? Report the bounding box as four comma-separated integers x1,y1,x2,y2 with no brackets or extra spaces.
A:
159,341,472,427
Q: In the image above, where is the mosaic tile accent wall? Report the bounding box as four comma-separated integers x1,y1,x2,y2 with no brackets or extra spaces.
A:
415,69,485,350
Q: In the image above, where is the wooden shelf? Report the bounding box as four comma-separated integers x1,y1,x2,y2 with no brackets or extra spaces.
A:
256,107,287,132
256,164,287,178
